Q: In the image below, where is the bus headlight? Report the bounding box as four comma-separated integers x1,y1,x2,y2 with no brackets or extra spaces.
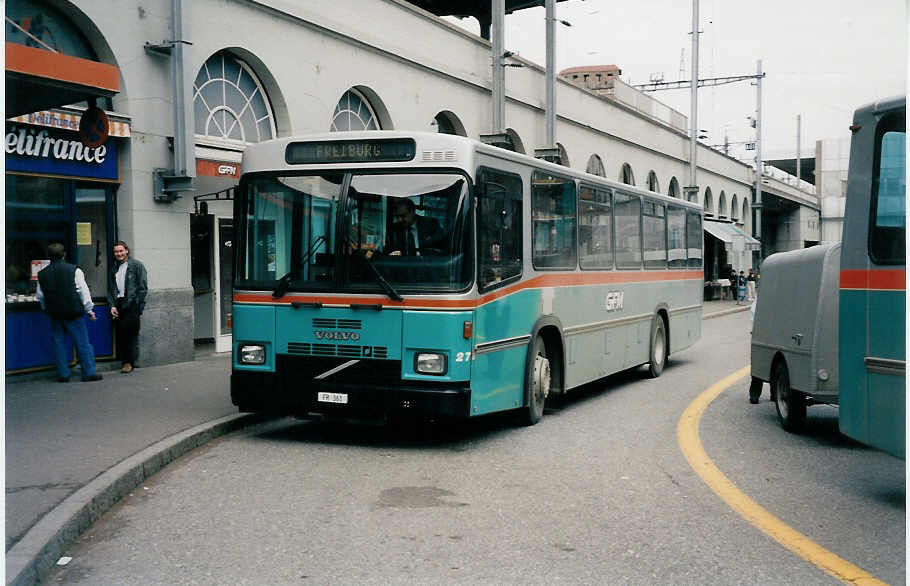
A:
415,352,447,375
239,344,266,365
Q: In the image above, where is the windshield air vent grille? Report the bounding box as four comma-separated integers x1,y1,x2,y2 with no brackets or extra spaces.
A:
421,150,457,162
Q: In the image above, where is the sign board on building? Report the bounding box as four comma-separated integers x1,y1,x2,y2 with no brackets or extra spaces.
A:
5,124,119,181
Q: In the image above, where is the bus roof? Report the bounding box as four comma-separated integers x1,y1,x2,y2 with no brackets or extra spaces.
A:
240,130,703,211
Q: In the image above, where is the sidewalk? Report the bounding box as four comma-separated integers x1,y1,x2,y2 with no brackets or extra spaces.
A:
4,298,748,585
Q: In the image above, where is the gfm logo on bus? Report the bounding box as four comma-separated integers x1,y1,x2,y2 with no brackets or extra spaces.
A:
314,330,361,341
605,291,624,312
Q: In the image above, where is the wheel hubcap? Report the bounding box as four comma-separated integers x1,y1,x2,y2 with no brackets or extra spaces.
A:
533,353,551,401
653,325,665,365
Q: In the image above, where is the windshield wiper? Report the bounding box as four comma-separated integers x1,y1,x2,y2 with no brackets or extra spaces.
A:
349,241,403,302
272,272,292,299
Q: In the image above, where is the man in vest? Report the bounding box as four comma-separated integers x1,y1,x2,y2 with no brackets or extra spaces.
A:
36,243,103,382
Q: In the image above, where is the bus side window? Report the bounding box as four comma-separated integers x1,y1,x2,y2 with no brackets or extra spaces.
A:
478,168,523,290
869,123,906,264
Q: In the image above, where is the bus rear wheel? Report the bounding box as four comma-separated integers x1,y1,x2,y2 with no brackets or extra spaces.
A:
521,336,550,426
773,360,805,432
648,315,667,378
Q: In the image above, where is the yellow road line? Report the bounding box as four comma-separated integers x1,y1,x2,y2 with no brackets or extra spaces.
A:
677,365,888,586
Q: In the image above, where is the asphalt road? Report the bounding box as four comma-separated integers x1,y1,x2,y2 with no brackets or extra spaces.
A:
45,312,905,585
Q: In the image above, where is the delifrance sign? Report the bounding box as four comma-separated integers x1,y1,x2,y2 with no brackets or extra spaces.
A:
5,124,118,180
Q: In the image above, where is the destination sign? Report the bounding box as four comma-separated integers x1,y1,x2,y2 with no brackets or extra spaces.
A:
286,139,416,165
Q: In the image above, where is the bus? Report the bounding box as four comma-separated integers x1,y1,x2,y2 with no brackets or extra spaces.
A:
230,131,704,425
838,96,905,457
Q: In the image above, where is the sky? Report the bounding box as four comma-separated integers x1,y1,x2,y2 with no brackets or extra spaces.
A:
444,0,906,166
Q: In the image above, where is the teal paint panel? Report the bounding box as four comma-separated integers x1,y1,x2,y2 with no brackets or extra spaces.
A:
401,311,474,381
839,290,869,444
868,290,905,359
474,289,541,344
471,345,526,415
839,289,906,458
233,304,276,371
274,306,403,359
868,372,906,459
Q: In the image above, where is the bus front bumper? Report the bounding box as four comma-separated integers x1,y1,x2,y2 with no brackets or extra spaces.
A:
231,369,471,419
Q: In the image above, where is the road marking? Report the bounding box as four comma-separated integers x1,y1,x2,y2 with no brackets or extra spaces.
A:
677,365,888,585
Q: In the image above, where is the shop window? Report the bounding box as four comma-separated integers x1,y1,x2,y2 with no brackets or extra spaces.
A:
531,171,576,269
5,175,113,302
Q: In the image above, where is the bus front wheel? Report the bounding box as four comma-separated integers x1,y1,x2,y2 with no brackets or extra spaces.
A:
521,336,550,426
648,315,667,378
773,360,805,432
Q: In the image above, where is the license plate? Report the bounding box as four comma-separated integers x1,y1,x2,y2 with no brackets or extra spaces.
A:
317,392,348,404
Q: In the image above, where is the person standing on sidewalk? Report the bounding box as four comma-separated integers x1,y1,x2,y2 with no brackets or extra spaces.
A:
108,241,148,373
746,268,757,301
35,243,103,382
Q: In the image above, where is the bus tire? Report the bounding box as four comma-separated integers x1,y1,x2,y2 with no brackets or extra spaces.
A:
520,336,550,426
772,359,806,432
647,314,667,378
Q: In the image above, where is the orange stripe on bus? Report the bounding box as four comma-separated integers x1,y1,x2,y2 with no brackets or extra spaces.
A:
234,270,705,308
840,269,906,291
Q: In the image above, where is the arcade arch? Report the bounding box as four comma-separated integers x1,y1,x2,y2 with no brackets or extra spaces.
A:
434,110,466,136
668,177,680,198
646,170,659,192
704,187,714,216
718,191,727,218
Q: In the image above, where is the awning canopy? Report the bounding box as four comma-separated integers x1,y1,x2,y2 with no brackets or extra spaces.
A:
704,220,760,252
6,43,120,117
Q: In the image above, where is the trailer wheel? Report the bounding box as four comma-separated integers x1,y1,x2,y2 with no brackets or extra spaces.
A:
772,360,805,432
647,315,667,378
520,336,550,426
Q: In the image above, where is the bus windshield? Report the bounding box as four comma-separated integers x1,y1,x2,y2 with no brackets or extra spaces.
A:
236,171,473,294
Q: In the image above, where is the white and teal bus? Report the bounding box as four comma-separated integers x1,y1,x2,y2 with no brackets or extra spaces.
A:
230,132,704,424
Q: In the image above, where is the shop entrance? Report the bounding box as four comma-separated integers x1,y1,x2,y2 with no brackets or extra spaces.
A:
191,185,235,352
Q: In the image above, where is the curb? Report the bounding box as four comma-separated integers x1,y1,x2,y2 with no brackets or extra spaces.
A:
6,412,269,586
703,305,751,320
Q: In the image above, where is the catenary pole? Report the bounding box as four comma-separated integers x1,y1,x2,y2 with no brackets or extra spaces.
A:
491,0,505,133
753,59,763,240
688,0,699,202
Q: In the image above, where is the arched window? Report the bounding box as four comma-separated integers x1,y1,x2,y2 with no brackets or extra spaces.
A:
556,142,570,167
331,88,380,131
742,198,750,233
731,194,739,221
586,154,605,177
620,163,635,186
668,177,680,198
194,51,276,143
505,128,526,154
433,111,466,136
704,187,713,216
718,191,727,218
647,171,659,193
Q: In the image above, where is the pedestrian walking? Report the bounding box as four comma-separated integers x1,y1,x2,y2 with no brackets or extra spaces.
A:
746,268,757,300
737,270,747,304
35,243,103,382
108,241,148,373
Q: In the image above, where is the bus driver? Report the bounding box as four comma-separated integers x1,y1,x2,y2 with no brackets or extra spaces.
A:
385,198,445,256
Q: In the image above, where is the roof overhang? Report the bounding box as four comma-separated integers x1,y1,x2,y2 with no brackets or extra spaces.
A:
5,43,120,118
704,220,761,251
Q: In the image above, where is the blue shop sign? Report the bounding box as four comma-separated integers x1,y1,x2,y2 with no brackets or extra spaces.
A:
5,124,118,181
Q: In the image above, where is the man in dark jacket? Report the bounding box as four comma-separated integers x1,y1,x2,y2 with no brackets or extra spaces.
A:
108,241,148,373
36,243,102,382
385,198,445,256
